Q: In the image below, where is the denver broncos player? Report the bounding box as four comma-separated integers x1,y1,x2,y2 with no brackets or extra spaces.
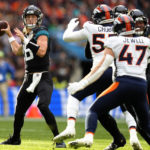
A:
84,5,142,150
54,4,128,149
54,4,142,150
0,5,66,148
113,6,143,149
129,9,150,103
68,14,150,149
129,9,149,37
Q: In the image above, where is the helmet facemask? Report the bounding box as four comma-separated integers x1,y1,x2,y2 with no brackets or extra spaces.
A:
134,17,147,36
129,9,148,36
24,15,38,29
22,5,43,29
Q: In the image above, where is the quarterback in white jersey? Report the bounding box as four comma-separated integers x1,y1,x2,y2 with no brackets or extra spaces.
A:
68,14,150,149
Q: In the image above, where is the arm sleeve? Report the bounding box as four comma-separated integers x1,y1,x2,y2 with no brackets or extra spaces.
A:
63,28,87,42
63,21,93,42
85,54,114,85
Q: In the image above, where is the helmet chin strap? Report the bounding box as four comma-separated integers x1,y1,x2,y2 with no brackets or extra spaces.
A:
135,28,144,35
26,24,36,29
135,28,144,36
136,31,144,35
23,17,38,29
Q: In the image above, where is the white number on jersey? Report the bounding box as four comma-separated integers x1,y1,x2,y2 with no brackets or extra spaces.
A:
119,44,147,65
24,48,34,61
92,33,116,53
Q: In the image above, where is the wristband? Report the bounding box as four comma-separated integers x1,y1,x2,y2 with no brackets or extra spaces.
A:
8,37,15,43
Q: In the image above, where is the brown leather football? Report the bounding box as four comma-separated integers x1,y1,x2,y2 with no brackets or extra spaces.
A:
0,21,7,36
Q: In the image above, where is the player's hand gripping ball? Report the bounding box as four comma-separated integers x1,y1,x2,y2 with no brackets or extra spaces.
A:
0,21,7,36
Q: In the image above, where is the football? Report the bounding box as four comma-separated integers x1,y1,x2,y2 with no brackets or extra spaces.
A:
0,21,7,36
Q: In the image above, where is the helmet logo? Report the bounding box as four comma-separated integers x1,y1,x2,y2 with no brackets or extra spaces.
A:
113,14,135,36
22,5,43,29
92,4,113,25
26,10,34,15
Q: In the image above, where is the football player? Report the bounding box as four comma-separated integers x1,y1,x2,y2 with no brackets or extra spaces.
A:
129,9,150,103
85,5,142,150
129,9,149,37
113,5,143,149
68,14,150,149
0,5,66,148
53,4,142,150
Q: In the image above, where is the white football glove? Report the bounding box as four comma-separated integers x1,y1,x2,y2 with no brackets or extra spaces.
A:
67,18,79,30
68,80,89,95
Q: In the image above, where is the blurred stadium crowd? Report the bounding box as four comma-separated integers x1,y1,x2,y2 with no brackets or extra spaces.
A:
0,0,150,88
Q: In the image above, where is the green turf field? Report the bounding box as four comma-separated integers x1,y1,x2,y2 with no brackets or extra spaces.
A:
0,117,149,150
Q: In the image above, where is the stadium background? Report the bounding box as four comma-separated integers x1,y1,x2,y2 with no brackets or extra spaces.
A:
0,0,150,118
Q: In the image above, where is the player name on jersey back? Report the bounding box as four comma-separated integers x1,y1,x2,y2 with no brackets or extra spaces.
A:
98,26,112,32
123,37,144,44
105,36,150,80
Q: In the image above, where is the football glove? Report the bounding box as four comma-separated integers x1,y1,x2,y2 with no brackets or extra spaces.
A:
68,80,88,95
67,18,79,30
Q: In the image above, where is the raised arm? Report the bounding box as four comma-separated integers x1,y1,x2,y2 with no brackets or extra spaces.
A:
15,28,48,58
63,18,87,42
2,22,22,55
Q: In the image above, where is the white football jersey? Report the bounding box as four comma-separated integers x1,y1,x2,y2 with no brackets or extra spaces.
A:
105,36,150,80
83,21,115,69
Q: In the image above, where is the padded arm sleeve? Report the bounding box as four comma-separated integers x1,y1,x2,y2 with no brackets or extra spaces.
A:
63,28,87,42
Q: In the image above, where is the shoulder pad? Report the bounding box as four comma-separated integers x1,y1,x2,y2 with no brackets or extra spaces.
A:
33,26,49,40
33,26,48,34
